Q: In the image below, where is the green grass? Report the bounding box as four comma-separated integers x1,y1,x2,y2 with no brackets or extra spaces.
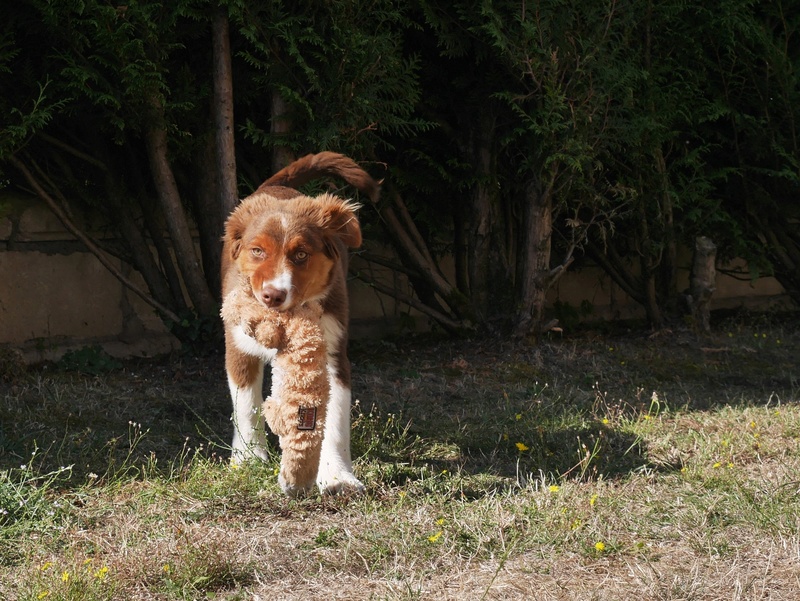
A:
1,313,799,599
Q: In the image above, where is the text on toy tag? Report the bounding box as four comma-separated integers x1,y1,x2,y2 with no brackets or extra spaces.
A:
297,406,317,430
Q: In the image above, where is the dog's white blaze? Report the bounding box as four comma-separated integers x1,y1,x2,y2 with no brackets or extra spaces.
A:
263,266,294,306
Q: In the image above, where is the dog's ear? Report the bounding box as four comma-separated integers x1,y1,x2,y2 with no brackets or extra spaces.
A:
224,211,246,259
315,194,362,249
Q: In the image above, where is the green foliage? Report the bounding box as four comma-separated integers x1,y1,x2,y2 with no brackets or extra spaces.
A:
236,0,433,159
0,0,798,341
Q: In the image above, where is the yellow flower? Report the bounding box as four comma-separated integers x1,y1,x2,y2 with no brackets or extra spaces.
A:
515,442,530,452
428,530,443,543
37,592,50,600
589,494,598,507
548,485,560,493
602,418,609,425
713,462,722,469
594,541,606,552
515,413,523,421
436,517,445,526
163,564,171,574
39,562,53,572
61,571,70,583
94,566,109,580
230,461,240,470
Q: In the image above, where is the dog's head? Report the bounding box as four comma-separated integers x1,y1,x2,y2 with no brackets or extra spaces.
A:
224,192,361,310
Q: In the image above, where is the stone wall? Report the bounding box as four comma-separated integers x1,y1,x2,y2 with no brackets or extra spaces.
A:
0,193,792,360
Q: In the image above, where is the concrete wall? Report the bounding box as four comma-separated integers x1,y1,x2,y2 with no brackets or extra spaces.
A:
0,193,792,360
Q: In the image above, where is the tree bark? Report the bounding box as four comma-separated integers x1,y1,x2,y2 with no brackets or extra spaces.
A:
213,9,238,220
514,178,554,337
144,93,217,318
637,197,662,328
689,236,716,333
270,90,295,173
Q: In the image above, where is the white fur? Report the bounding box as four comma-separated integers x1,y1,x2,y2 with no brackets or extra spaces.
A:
232,324,278,363
230,325,275,462
316,314,365,494
229,370,269,462
263,266,294,306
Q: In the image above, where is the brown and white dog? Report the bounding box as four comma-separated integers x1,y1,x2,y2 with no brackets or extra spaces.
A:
221,152,378,495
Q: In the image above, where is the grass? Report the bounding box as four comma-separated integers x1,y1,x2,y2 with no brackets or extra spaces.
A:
1,312,799,600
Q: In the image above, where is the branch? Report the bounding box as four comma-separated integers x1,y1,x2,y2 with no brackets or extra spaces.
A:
357,251,422,279
353,271,467,333
9,155,181,323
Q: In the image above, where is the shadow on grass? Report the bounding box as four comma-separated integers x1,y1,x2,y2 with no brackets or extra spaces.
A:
1,312,797,497
0,354,234,485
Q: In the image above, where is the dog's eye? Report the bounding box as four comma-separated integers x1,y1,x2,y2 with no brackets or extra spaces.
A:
250,247,265,259
293,250,309,263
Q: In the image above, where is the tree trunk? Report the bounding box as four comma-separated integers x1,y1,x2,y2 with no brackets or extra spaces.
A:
637,197,663,328
689,236,716,333
654,147,677,309
193,133,222,299
144,94,217,318
514,178,553,337
270,90,295,173
213,9,238,220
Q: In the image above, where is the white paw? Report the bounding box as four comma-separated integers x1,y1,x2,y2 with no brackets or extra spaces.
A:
317,470,366,496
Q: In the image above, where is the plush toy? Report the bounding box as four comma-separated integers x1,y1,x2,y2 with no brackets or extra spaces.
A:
221,285,328,497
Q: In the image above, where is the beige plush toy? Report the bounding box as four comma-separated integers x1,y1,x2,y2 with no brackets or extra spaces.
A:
221,286,328,497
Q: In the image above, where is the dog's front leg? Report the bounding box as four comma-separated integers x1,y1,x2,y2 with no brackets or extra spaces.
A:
226,326,276,462
317,315,365,494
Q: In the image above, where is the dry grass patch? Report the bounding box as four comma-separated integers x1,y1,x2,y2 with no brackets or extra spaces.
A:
1,314,799,599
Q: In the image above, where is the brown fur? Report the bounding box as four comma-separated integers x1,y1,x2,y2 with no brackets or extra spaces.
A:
221,152,379,495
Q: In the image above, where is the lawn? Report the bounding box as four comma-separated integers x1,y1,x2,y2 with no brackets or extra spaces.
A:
1,313,799,600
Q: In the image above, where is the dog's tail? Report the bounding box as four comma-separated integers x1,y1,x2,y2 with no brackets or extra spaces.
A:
256,152,380,202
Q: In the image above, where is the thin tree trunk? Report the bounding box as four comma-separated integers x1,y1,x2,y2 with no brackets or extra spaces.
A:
193,133,222,299
465,113,500,321
270,90,295,173
689,236,716,333
514,178,554,337
144,94,217,318
638,198,662,328
654,147,677,309
213,9,238,220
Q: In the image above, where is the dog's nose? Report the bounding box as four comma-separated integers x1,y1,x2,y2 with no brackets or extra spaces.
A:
262,285,287,308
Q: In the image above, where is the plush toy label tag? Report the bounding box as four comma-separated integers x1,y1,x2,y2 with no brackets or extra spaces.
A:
297,406,317,430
